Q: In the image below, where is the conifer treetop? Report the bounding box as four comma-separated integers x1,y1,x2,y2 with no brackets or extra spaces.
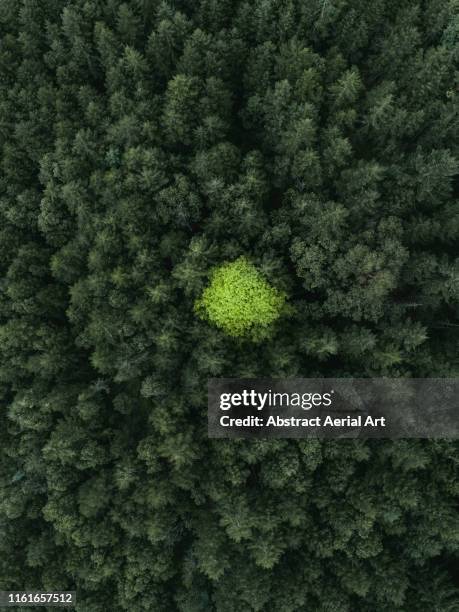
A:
195,257,287,340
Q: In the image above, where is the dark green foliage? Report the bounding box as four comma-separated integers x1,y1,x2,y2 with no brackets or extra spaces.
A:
0,1,458,610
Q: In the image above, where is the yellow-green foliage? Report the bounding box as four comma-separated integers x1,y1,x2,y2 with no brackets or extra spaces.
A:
195,257,287,339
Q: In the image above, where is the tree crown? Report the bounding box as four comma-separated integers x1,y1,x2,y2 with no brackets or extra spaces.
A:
195,257,287,340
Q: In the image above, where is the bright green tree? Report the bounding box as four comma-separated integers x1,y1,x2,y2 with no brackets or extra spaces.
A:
195,257,287,340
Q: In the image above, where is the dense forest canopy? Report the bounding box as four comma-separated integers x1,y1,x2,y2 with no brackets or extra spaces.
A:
0,0,458,610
